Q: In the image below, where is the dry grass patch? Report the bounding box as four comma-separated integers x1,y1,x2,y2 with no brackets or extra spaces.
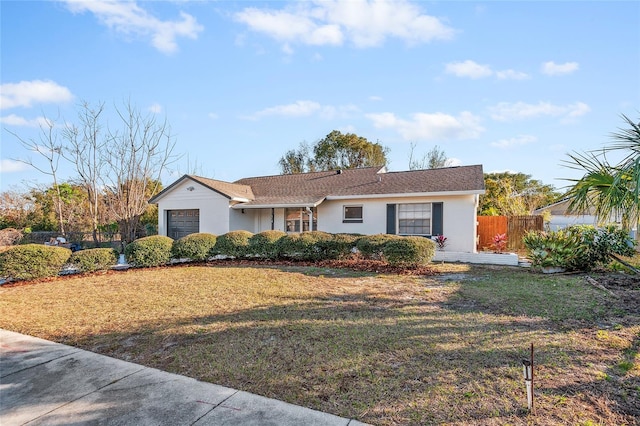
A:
1,264,638,425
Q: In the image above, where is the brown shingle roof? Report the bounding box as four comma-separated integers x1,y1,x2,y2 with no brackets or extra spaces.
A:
150,166,485,206
148,175,254,203
189,176,254,200
234,165,484,207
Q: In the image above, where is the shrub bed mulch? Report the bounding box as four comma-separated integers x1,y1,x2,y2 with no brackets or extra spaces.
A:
204,258,438,276
0,258,437,288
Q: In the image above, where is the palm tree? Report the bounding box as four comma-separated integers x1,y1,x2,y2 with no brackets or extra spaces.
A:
563,114,640,233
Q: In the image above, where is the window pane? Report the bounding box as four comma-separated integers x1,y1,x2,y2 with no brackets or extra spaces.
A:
398,203,431,235
344,206,363,219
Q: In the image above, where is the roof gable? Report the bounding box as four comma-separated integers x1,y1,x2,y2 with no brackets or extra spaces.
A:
149,175,253,204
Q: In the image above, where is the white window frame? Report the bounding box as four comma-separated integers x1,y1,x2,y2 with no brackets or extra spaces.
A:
397,203,431,236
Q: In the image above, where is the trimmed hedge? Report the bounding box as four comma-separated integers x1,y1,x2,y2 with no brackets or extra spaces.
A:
356,234,400,260
69,248,118,272
172,233,217,261
248,230,287,259
317,233,359,260
124,235,174,267
382,236,436,267
0,244,71,281
277,231,333,260
213,230,254,258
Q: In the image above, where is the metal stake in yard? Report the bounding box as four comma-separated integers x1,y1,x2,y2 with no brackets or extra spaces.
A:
522,343,535,414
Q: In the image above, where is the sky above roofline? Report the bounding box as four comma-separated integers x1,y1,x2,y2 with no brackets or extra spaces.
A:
1,1,639,193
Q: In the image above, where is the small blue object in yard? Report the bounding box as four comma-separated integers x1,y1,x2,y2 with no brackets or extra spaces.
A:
70,243,82,252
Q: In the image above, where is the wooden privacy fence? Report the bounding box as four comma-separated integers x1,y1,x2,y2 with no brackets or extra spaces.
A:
477,215,544,251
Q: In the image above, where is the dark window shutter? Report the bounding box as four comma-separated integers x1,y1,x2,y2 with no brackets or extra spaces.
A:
386,204,396,234
432,202,443,236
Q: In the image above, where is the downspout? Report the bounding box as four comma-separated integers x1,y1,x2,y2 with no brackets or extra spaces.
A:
271,208,275,230
307,207,313,231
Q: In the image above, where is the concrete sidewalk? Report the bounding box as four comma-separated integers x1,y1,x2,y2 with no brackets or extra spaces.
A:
0,329,369,426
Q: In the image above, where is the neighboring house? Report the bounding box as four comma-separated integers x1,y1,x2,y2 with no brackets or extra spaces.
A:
533,198,620,231
149,165,485,253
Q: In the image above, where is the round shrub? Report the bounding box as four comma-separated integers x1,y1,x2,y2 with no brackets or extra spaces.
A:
0,244,71,281
248,230,287,259
382,236,435,267
356,234,400,260
213,230,254,258
124,235,174,267
317,233,359,260
69,248,118,272
172,233,217,261
277,231,332,260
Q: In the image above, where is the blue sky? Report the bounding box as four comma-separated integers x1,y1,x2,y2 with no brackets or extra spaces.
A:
1,0,639,193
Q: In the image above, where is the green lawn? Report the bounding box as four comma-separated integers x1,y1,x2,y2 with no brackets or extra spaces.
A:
1,263,638,425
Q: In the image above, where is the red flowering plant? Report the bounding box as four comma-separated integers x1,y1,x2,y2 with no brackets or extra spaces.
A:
492,233,508,253
433,235,447,250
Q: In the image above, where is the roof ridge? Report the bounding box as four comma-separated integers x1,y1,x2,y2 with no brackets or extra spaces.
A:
234,166,384,182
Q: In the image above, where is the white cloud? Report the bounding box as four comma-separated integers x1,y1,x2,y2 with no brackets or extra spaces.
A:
490,134,537,148
496,69,530,80
369,95,382,101
235,8,343,47
445,60,492,79
447,157,463,167
0,114,52,127
148,103,162,114
208,112,219,120
488,101,590,121
252,100,322,118
0,159,30,173
62,0,203,54
366,111,484,140
0,80,73,110
445,61,529,80
541,61,579,76
248,100,358,120
235,0,455,49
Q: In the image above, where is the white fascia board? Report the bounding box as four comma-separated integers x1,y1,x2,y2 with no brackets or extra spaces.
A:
231,201,322,209
325,190,485,200
230,197,252,203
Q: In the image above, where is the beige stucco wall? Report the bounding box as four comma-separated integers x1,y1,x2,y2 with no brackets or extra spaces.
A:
155,179,231,237
229,208,255,232
155,181,479,252
317,194,479,253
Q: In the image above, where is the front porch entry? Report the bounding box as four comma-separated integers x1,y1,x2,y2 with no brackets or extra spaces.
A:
285,207,317,232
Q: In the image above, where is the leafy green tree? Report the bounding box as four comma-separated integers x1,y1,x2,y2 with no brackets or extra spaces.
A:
278,131,389,174
313,130,388,171
479,172,560,216
563,114,640,233
409,143,451,170
278,142,315,174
